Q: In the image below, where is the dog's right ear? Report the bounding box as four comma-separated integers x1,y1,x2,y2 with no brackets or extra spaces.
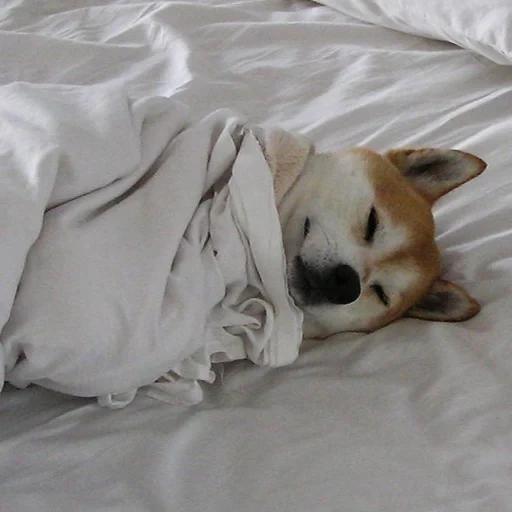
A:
385,148,486,204
406,279,480,322
251,127,314,204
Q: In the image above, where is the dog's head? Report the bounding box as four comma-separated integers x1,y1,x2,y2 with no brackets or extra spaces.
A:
265,131,486,338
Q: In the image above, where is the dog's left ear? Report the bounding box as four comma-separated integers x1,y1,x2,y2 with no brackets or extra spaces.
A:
385,148,486,204
251,127,314,203
406,279,480,322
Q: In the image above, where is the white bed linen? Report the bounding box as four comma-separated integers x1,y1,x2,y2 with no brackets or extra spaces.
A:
315,0,512,65
1,1,512,511
0,83,301,408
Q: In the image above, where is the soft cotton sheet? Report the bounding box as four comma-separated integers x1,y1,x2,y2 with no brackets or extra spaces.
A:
315,0,512,65
1,1,512,511
0,82,303,407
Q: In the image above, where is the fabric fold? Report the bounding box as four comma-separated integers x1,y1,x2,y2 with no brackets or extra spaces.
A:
0,83,303,408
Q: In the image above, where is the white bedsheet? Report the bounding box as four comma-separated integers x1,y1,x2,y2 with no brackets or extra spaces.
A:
1,1,512,511
0,83,301,408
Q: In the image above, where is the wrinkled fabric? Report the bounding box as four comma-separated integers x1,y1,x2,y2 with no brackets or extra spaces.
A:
0,82,302,407
1,1,512,512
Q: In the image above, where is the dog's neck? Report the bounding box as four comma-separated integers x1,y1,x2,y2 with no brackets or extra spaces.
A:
250,126,313,205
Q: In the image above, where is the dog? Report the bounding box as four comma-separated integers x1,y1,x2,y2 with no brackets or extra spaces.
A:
0,91,487,404
264,130,486,339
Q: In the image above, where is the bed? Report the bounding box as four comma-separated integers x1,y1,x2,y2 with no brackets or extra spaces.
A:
1,1,512,510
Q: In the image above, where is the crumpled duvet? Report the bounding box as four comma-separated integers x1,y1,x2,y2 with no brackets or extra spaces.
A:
0,82,303,408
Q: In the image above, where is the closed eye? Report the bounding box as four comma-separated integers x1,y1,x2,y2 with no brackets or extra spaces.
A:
365,206,379,243
303,217,311,239
371,283,389,306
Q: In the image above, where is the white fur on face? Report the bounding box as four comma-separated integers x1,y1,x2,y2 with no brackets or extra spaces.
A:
278,150,432,337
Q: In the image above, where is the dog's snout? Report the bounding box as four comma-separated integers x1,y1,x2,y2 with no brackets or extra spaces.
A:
325,264,361,305
294,257,361,306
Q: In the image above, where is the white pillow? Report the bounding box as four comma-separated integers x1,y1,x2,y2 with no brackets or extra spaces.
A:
317,0,512,65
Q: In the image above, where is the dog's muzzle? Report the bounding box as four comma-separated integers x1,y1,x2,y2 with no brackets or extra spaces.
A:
293,256,361,306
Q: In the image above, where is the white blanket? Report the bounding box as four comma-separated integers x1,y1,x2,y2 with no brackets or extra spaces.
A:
2,2,512,511
0,83,302,408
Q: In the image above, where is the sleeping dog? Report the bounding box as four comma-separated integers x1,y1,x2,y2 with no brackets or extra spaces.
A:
0,86,486,405
260,129,486,338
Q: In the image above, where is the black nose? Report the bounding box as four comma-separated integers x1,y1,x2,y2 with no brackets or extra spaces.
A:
294,257,361,306
324,264,361,305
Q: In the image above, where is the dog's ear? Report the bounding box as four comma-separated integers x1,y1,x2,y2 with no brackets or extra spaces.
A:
406,279,480,322
385,148,486,204
251,127,314,204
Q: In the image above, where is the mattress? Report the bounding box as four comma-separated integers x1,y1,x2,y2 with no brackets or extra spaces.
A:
1,1,511,511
